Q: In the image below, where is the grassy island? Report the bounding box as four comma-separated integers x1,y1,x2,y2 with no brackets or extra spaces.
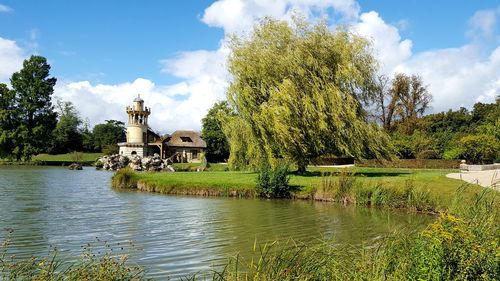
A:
112,166,486,213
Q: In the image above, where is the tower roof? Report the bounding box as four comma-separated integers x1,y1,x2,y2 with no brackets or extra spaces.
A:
133,94,144,102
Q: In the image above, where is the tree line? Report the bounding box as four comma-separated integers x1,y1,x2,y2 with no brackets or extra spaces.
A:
0,56,126,161
201,17,499,168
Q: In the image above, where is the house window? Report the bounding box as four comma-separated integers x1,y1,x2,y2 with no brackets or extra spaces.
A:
192,150,198,159
180,137,193,142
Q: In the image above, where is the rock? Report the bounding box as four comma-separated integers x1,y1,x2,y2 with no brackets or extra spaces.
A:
68,163,83,170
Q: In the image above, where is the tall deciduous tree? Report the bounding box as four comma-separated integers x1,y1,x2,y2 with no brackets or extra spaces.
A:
225,17,392,172
391,73,431,133
0,83,16,159
10,56,57,160
91,120,125,152
201,101,232,163
49,99,83,154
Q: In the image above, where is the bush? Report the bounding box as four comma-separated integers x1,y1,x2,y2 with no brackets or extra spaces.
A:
459,134,499,164
256,163,292,198
111,168,137,189
102,144,119,156
416,149,440,159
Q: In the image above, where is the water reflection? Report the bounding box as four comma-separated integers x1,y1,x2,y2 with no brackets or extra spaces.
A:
0,166,432,278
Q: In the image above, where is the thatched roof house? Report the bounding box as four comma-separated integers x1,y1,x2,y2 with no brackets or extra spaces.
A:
165,130,207,149
163,130,206,162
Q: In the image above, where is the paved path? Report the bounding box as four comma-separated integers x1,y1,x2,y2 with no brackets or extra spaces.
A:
446,169,500,190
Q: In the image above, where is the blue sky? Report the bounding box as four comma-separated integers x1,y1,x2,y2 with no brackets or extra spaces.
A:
0,1,499,132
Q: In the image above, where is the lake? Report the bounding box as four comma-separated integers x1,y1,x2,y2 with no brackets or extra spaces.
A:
0,166,432,278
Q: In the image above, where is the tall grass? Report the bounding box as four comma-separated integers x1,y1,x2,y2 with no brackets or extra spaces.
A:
316,171,437,212
201,185,499,280
0,237,146,280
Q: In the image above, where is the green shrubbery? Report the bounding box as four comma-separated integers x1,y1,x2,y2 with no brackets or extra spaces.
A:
256,163,293,198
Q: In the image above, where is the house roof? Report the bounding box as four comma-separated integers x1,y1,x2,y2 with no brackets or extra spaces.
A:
166,130,206,148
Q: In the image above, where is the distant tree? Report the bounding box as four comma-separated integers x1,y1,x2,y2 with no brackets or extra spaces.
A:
372,74,398,130
91,120,125,152
391,73,432,133
201,101,232,163
226,17,392,172
10,56,57,160
81,118,94,152
48,99,83,154
0,83,16,159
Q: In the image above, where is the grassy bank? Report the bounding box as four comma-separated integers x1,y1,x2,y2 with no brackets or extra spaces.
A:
1,152,102,166
112,167,484,213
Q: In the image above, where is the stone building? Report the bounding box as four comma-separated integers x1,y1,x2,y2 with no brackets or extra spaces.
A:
118,95,206,162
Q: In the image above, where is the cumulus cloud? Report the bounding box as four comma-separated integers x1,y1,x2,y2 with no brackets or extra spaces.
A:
0,4,12,13
5,1,498,133
353,11,412,74
201,0,360,34
395,45,500,111
54,77,227,133
466,7,499,40
0,37,25,82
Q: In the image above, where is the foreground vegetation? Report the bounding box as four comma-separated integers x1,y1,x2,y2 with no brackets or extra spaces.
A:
2,184,497,280
203,186,499,280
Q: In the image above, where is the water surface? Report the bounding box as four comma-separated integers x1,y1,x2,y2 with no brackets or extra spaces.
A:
0,166,431,278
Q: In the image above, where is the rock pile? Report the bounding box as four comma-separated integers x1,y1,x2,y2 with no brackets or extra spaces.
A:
96,154,175,172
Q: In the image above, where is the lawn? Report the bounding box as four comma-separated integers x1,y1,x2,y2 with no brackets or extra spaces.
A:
124,166,486,212
32,152,102,163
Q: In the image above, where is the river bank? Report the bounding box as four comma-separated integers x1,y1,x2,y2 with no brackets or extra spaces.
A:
112,167,488,214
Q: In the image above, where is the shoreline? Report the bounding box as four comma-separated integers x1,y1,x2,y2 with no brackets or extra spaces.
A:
111,169,481,215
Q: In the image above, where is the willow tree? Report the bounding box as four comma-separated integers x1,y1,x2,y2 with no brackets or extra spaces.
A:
226,17,392,172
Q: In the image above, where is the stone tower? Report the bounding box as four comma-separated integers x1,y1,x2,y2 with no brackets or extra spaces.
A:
118,94,151,157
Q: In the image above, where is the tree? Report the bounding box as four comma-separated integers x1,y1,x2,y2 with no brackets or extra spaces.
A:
225,17,392,172
372,73,431,132
91,120,125,152
201,101,232,163
48,99,83,154
391,73,432,133
0,83,16,159
10,56,57,160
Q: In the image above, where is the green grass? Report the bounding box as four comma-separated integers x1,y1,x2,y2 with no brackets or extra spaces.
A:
119,166,484,212
32,152,102,162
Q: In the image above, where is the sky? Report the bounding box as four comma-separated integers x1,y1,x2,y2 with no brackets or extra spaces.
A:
0,0,499,133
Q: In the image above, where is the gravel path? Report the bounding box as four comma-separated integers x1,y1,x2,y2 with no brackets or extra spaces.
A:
447,169,500,190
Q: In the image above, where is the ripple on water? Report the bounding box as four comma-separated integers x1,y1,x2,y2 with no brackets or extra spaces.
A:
0,166,432,279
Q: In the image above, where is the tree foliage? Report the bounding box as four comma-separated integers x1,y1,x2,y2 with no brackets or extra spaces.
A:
48,99,83,154
201,101,232,163
8,56,58,160
225,17,392,172
373,73,431,132
91,120,126,152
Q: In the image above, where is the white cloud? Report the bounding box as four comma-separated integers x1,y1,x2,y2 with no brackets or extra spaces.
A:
353,11,412,74
201,0,360,34
6,0,499,134
54,76,227,133
466,7,499,40
0,37,25,82
0,4,12,13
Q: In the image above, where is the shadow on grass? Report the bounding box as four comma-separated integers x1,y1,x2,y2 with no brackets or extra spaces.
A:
290,170,412,178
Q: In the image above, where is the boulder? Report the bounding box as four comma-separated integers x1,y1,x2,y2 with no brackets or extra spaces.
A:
68,163,83,170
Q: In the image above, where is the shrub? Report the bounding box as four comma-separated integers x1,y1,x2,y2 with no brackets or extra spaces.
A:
102,144,119,156
416,149,440,159
111,168,137,189
256,163,292,198
458,134,499,164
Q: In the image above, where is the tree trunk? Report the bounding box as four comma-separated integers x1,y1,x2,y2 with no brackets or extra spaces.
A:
297,160,307,174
